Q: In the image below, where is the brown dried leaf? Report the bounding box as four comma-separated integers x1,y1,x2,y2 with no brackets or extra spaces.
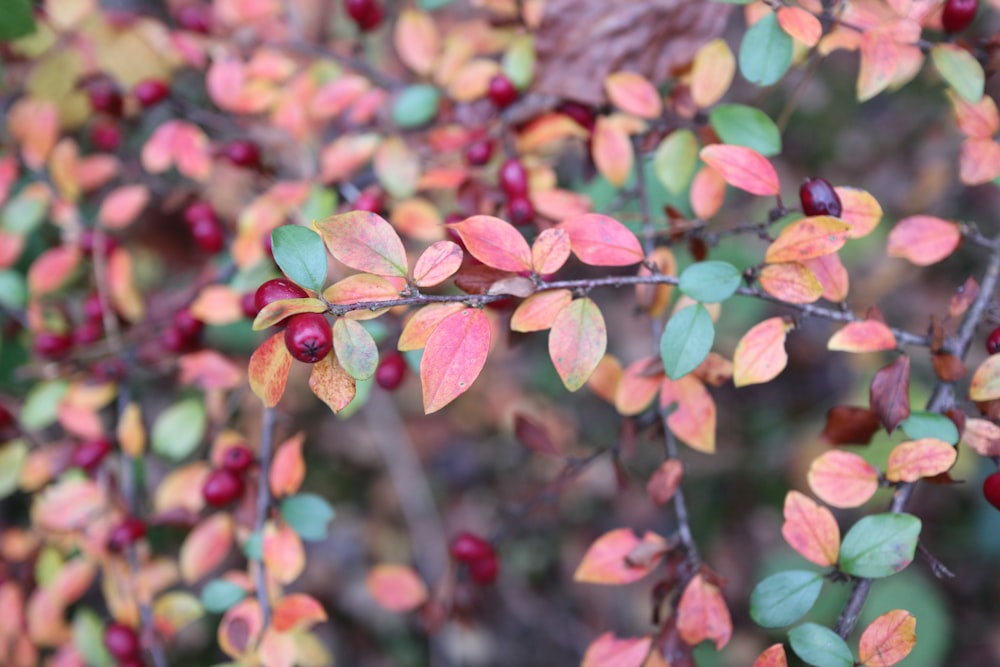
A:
870,356,911,433
820,405,881,446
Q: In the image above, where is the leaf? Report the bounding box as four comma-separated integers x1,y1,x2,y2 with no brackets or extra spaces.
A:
0,440,27,501
201,579,248,614
319,134,379,184
0,0,35,40
753,644,788,667
699,144,780,196
117,402,145,458
605,71,662,119
765,216,851,263
151,398,206,461
592,116,634,187
660,304,714,380
820,405,881,445
399,302,466,349
412,241,462,287
647,459,683,506
98,185,149,229
180,514,233,584
777,6,822,46
323,274,401,320
314,211,408,277
970,355,1000,401
366,564,428,613
739,12,793,86
690,166,727,220
750,570,824,628
759,262,823,304
513,413,560,456
249,332,293,407
807,450,879,508
836,186,882,239
218,599,263,660
511,289,573,333
391,197,445,241
263,522,306,585
960,138,1000,185
573,528,668,584
271,226,329,293
678,261,741,303
549,298,607,391
885,438,956,483
270,433,306,498
931,43,984,102
107,248,145,323
448,215,532,272
581,633,652,667
839,513,921,578
733,317,792,387
280,493,336,542
660,375,716,453
782,491,840,567
615,356,664,416
653,129,698,195
691,38,736,108
332,319,378,380
827,320,897,353
677,574,732,650
272,594,327,633
858,610,917,667
391,85,441,129
857,29,899,102
394,9,440,76
27,246,80,296
887,216,961,266
788,623,854,667
870,355,911,433
308,353,356,414
948,90,999,139
421,308,491,413
252,297,328,331
899,411,959,445
502,33,535,89
635,247,677,318
153,592,204,641
531,228,572,275
709,104,782,157
962,418,1000,456
558,213,644,266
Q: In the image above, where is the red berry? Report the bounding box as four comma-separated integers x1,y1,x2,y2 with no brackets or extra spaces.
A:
799,177,842,218
507,195,534,226
222,141,262,169
133,79,170,108
498,158,529,198
556,101,596,132
34,331,73,359
90,120,121,152
83,293,105,322
284,313,333,363
942,0,977,33
183,201,218,226
254,278,308,314
176,4,213,33
487,74,519,109
162,326,193,353
465,140,494,166
118,657,147,667
222,445,254,473
189,217,225,254
0,404,13,431
71,438,113,473
375,351,408,391
80,230,119,257
240,292,259,319
987,326,1000,355
172,307,204,340
345,0,383,31
103,622,141,660
468,551,499,585
450,532,494,564
353,190,383,214
72,319,103,346
202,468,245,507
107,517,147,553
984,470,1000,510
86,78,124,116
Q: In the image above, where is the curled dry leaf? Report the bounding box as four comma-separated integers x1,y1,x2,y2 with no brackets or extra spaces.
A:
870,355,911,433
647,459,683,506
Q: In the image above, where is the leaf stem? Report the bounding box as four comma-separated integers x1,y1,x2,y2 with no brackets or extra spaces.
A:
255,406,276,629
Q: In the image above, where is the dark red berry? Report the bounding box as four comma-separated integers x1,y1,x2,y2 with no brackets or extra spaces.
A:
507,195,534,226
499,158,529,198
189,217,225,254
375,351,408,391
556,101,596,132
222,141,262,169
183,201,218,226
172,307,204,340
34,331,73,359
86,78,124,116
467,551,499,585
0,404,13,431
133,79,170,108
942,0,977,33
90,120,121,152
162,327,192,353
450,532,494,564
240,292,259,319
353,190,383,214
202,468,245,507
118,657,147,667
254,278,308,314
71,438,113,473
284,313,333,363
987,326,1000,355
222,445,254,473
80,230,119,257
107,517,147,553
487,74,519,109
176,4,213,33
984,470,1000,510
465,140,494,166
103,622,141,660
345,0,383,31
72,319,103,346
799,177,843,218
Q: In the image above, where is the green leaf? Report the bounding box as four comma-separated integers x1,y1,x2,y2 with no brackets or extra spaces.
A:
709,104,782,157
653,129,698,195
73,608,114,667
301,185,339,225
1,192,47,234
502,34,535,90
0,439,27,500
392,85,441,129
333,319,378,380
271,225,328,293
280,493,336,542
151,397,207,461
900,411,959,445
739,12,793,86
750,570,823,628
200,579,248,614
678,260,742,303
931,44,985,102
242,530,263,560
660,304,714,380
788,623,854,667
0,270,27,309
419,0,454,8
20,379,69,430
0,0,36,41
839,513,921,578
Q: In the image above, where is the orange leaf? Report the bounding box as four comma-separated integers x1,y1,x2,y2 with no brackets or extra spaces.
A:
690,39,735,109
858,610,917,667
758,262,823,304
308,353,356,414
959,138,1000,185
394,9,440,76
605,72,662,120
108,247,145,323
421,308,491,413
581,632,652,667
323,274,401,320
592,116,634,187
31,477,107,532
191,285,245,326
218,599,263,660
887,215,961,266
588,354,623,404
180,514,233,584
263,522,306,585
802,253,850,302
365,564,429,613
270,433,306,498
948,90,999,139
828,320,897,352
531,228,572,275
549,297,607,391
8,98,58,170
573,528,668,584
399,303,466,350
153,463,210,514
117,402,146,458
857,29,898,101
98,185,149,229
315,210,408,277
836,186,883,239
962,418,1000,456
808,450,879,508
970,355,1000,401
635,247,677,319
447,215,532,272
412,241,463,287
777,6,822,46
373,136,420,199
558,213,644,266
516,113,590,153
885,438,957,483
27,246,80,297
49,139,80,202
615,357,663,416
319,133,379,184
782,490,840,567
765,216,851,263
511,289,572,333
178,350,244,391
676,574,732,650
733,317,793,387
272,594,327,632
660,375,716,453
752,644,788,667
646,459,683,506
391,197,446,242
699,144,780,196
249,332,293,407
690,166,727,220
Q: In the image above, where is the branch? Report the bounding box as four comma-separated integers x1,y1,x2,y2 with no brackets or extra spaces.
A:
254,407,277,628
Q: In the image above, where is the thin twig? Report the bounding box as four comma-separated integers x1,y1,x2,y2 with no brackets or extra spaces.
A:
255,406,277,628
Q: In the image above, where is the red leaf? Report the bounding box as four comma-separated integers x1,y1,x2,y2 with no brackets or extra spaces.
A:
887,215,962,266
676,574,732,650
808,450,879,508
531,228,572,275
765,216,851,263
513,413,560,457
366,564,428,613
558,213,644,266
581,632,652,667
690,165,727,219
605,72,662,119
98,185,149,229
777,6,822,46
448,215,532,272
699,144,780,196
959,138,1000,185
315,210,408,277
660,375,716,453
733,317,793,387
412,241,463,287
647,459,683,506
272,593,327,632
858,610,917,667
752,644,788,667
758,262,823,304
263,521,305,585
592,116,634,187
249,332,293,407
820,405,881,446
870,355,911,433
885,438,957,483
421,308,491,413
782,490,840,567
828,320,897,352
270,433,306,497
549,298,607,391
573,528,668,584
857,28,899,101
27,246,81,297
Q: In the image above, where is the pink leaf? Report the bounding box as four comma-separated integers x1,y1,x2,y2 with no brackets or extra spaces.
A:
447,215,532,272
420,308,491,413
557,213,644,266
699,144,780,196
